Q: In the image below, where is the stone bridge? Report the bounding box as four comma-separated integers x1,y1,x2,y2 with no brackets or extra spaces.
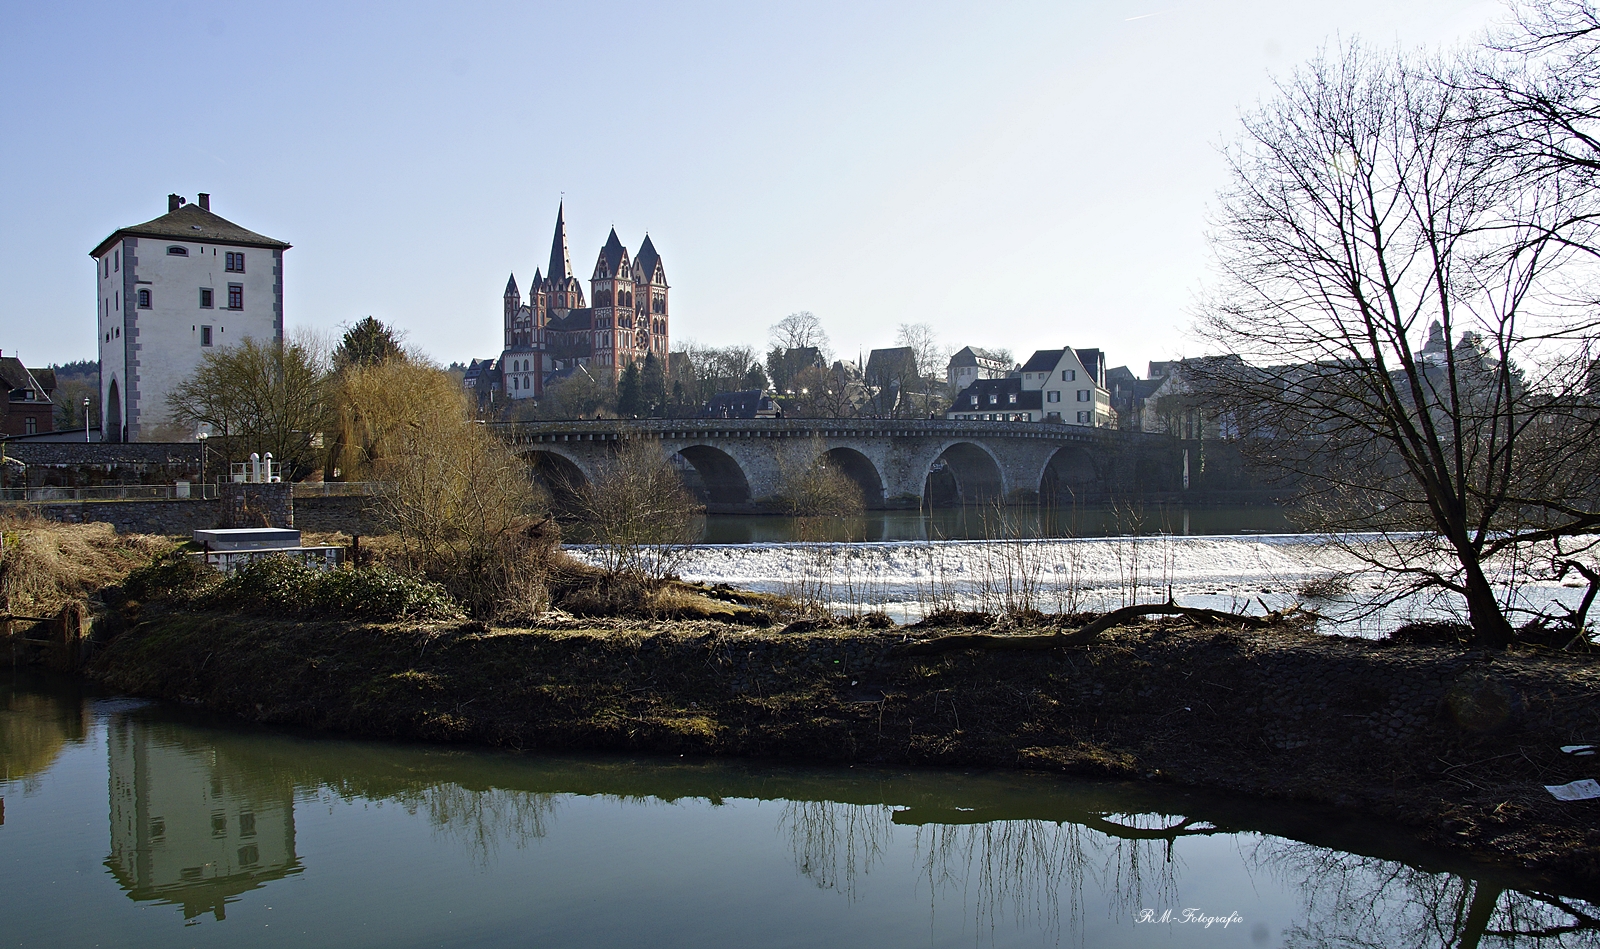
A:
491,419,1205,511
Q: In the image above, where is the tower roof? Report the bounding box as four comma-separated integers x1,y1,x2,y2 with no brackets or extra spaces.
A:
547,201,573,283
90,200,290,259
596,227,628,277
504,273,519,296
635,234,664,283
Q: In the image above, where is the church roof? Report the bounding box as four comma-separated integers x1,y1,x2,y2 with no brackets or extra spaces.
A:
90,202,290,259
635,234,665,284
504,273,519,296
595,228,629,277
547,201,573,283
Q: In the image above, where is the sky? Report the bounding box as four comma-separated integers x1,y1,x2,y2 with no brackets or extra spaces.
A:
1,0,1506,376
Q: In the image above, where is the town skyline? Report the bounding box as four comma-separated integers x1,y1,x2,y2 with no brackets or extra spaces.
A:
4,1,1505,372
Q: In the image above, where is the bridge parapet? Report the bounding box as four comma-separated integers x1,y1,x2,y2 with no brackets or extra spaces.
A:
490,417,1143,446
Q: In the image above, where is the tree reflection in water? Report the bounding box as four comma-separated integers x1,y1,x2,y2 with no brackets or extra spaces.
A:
1255,842,1599,948
394,784,557,865
779,798,1231,944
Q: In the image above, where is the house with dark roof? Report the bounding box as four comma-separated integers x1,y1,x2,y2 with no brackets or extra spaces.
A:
0,353,55,437
701,389,783,419
1011,347,1115,426
945,377,1043,422
946,346,1012,393
90,194,290,442
499,203,671,400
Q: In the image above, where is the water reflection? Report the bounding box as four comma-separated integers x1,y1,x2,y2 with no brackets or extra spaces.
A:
0,678,88,787
104,716,300,920
2,677,1596,947
1259,844,1600,948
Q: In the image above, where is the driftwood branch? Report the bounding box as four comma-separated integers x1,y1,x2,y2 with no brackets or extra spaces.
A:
891,602,1308,657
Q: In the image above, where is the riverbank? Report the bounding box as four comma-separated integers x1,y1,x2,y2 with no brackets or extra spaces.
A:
90,608,1600,896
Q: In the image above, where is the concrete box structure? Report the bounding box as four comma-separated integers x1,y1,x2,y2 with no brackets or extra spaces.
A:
193,527,301,551
91,194,290,442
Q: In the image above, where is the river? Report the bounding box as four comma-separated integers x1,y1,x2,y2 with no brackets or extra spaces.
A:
2,674,1593,948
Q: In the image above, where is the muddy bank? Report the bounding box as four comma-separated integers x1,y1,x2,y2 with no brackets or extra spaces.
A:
91,610,1600,895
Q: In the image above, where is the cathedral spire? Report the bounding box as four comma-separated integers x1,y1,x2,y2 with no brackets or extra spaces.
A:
547,201,573,283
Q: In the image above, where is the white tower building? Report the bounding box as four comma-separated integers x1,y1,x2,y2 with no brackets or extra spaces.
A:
90,194,290,442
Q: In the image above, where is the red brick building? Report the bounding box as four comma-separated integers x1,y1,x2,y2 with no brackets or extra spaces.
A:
1,354,55,437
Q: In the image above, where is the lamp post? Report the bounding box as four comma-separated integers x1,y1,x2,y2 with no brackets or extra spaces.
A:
83,397,90,442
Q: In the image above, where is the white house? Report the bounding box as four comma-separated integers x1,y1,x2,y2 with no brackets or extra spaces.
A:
90,194,290,442
1017,347,1114,426
945,346,1012,394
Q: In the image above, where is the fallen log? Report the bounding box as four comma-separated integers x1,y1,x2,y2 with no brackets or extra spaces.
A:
889,602,1310,657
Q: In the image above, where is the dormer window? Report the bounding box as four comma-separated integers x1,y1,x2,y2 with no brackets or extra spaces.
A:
988,394,998,405
167,246,189,256
969,396,978,406
1008,393,1017,404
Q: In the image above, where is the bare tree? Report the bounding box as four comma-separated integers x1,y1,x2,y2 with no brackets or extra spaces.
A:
570,438,702,582
769,311,831,357
895,322,949,381
165,333,332,479
1197,42,1600,648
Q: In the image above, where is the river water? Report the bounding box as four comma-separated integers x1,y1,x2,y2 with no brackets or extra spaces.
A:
2,674,1594,948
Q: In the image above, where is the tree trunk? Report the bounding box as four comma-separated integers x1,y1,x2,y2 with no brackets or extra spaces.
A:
1461,558,1514,650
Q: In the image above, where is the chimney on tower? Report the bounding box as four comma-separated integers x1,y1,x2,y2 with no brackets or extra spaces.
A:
197,193,210,211
167,194,186,212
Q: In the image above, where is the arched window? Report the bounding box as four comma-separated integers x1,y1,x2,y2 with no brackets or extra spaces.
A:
166,246,189,256
137,289,151,308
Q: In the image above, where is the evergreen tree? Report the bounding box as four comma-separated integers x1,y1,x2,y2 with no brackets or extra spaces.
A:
741,363,770,392
641,352,668,417
334,317,405,370
616,360,643,417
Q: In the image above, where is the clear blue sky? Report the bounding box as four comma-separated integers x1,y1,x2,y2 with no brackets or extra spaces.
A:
2,0,1502,374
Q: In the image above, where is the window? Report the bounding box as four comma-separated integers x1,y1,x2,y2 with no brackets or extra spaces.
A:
1076,389,1090,402
201,325,213,347
103,257,109,277
1046,390,1061,403
199,288,213,308
24,417,35,434
114,250,119,272
227,283,243,309
1062,370,1075,381
167,245,188,256
137,288,151,308
988,394,998,405
969,396,978,406
1007,393,1017,404
1077,411,1090,423
225,251,245,272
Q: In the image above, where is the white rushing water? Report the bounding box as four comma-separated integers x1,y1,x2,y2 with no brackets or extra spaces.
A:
579,534,1597,636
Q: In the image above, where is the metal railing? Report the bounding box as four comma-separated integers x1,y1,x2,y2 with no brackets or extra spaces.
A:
0,483,221,502
290,481,381,498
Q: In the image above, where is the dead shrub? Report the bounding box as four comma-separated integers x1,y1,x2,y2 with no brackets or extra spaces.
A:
569,439,701,584
0,516,172,615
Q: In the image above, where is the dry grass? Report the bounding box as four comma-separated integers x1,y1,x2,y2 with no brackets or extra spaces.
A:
0,513,173,615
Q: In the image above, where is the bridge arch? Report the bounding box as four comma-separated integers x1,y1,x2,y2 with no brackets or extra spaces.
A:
521,449,591,507
820,446,885,507
922,441,1005,508
671,444,753,509
1038,445,1102,505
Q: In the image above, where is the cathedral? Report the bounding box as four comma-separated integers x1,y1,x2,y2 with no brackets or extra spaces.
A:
499,203,670,399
